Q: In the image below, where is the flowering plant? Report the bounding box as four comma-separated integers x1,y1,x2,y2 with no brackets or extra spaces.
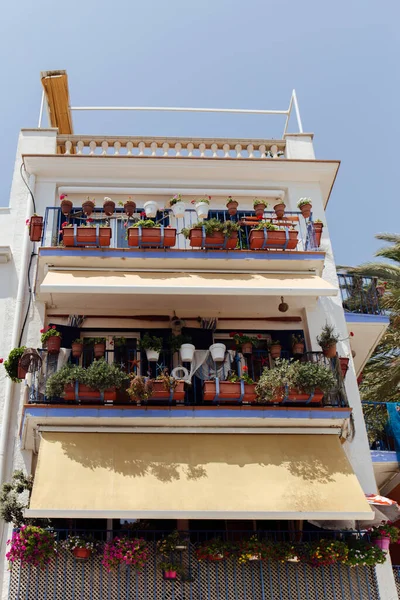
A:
191,196,211,205
157,530,187,555
345,540,386,566
252,221,278,231
226,196,237,206
253,198,269,208
236,536,269,563
298,540,348,567
40,326,62,344
369,522,400,542
228,365,254,385
229,332,262,346
62,535,98,553
297,198,312,208
195,538,232,561
168,194,182,207
102,537,149,572
6,526,56,568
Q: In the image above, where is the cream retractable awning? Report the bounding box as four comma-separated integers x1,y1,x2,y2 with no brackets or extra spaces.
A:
26,433,373,520
41,270,338,297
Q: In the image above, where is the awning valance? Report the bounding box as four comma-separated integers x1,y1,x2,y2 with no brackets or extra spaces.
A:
40,270,338,297
27,432,373,520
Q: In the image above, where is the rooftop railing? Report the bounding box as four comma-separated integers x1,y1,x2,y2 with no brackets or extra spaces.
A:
338,274,383,316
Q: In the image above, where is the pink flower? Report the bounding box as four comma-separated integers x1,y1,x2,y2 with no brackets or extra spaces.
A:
40,328,45,333
52,325,56,329
60,194,67,200
26,219,30,225
0,359,3,364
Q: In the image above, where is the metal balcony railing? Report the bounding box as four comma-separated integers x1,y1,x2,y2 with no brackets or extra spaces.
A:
338,274,383,316
362,401,396,451
40,206,320,252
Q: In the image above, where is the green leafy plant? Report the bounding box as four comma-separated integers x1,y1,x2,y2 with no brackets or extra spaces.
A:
317,324,340,349
6,525,56,568
45,364,87,397
291,334,305,345
85,337,106,345
195,538,232,561
3,346,26,382
314,219,324,224
157,530,187,555
159,560,183,574
129,219,161,229
269,339,281,346
112,336,127,348
345,540,386,566
192,196,211,205
181,218,240,239
138,333,163,352
369,522,400,542
237,536,269,563
253,198,269,208
168,194,182,207
127,375,154,403
251,221,278,231
84,359,129,392
297,539,348,567
229,332,262,346
169,334,192,354
226,196,237,206
297,198,312,208
73,338,83,345
0,470,33,527
63,535,98,552
228,366,254,385
40,326,62,344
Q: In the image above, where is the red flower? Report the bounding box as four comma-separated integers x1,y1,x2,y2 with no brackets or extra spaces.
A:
256,215,263,220
242,366,248,372
0,359,3,364
60,194,67,200
350,332,354,337
239,332,244,337
86,218,94,223
52,325,56,329
40,328,44,333
257,334,262,339
191,200,196,205
229,332,236,338
61,221,68,228
25,219,30,225
140,211,146,217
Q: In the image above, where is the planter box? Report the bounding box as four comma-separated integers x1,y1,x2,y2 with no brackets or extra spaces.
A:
203,381,256,403
128,227,176,248
63,227,112,247
150,381,185,401
249,229,298,250
189,229,238,250
64,384,116,403
269,388,324,405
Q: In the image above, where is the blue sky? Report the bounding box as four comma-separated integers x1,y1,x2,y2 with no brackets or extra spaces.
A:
0,0,398,265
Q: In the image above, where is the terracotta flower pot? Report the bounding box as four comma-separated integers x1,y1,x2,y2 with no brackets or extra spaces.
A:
273,203,286,219
17,360,27,380
254,203,267,218
299,203,312,219
269,344,282,359
71,342,84,358
189,229,238,249
94,343,106,358
150,381,185,401
73,547,92,560
323,344,337,358
127,227,176,248
46,336,61,355
64,384,116,403
82,200,95,216
163,571,177,580
249,229,298,250
103,199,115,216
62,227,112,247
339,357,350,378
313,222,323,247
292,343,305,355
61,199,73,215
227,200,238,216
29,216,43,242
203,381,256,403
241,342,253,354
267,387,324,405
124,200,136,216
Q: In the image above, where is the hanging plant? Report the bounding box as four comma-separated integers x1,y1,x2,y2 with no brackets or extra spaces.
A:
6,526,56,568
3,347,27,382
102,537,149,572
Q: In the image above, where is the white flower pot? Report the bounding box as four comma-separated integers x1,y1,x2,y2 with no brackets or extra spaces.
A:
195,202,209,220
143,201,159,218
209,343,226,362
180,343,195,363
146,349,160,362
171,201,186,219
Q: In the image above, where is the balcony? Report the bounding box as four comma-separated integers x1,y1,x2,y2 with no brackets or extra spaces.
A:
7,527,381,600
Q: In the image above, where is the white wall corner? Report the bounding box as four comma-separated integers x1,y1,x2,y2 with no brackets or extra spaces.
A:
19,128,58,155
284,134,316,159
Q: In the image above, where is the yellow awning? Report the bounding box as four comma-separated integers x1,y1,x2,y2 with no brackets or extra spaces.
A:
27,433,373,520
41,270,338,297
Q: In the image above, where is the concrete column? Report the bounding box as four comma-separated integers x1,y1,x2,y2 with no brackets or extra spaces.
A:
284,133,315,159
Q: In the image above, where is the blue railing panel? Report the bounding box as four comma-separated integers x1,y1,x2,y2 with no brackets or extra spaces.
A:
338,274,382,316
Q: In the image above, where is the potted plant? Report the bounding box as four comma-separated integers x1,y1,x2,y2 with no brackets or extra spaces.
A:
60,194,73,215
273,200,286,219
157,530,188,555
209,343,226,362
127,375,154,405
230,332,262,355
102,537,149,572
237,536,269,563
253,198,268,218
87,337,106,358
82,197,95,216
192,196,211,219
112,336,127,349
27,215,43,242
269,340,282,359
120,197,136,217
102,196,115,216
139,333,163,362
3,346,27,382
63,535,97,560
159,561,182,580
6,525,56,568
62,222,112,247
249,221,299,250
195,538,232,561
127,219,176,248
181,219,240,250
317,324,340,358
345,540,386,567
41,325,62,354
298,540,348,567
297,198,312,219
152,373,185,401
313,219,324,247
369,522,400,551
226,196,238,216
143,200,159,218
71,339,84,358
168,194,186,218
291,334,305,355
203,367,256,403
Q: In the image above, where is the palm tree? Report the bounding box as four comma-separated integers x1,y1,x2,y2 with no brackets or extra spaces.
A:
341,233,400,443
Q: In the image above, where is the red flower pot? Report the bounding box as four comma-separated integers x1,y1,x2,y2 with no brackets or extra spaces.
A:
46,336,61,355
266,388,324,405
73,547,92,560
249,229,298,250
71,342,83,358
189,229,238,249
29,216,43,242
203,381,256,403
128,227,176,248
313,222,323,247
64,384,116,403
254,203,267,218
62,227,112,247
94,343,106,358
61,199,73,215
